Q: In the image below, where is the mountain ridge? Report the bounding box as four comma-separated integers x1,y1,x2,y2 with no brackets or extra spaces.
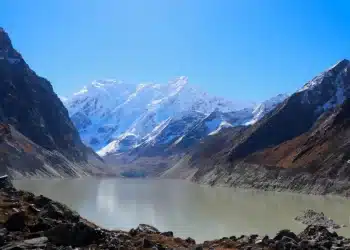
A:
65,76,287,158
0,28,108,178
170,58,350,196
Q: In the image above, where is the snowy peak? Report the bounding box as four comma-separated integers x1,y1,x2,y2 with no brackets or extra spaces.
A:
168,76,188,89
65,77,250,154
242,94,289,126
294,59,350,114
298,59,350,93
328,59,350,71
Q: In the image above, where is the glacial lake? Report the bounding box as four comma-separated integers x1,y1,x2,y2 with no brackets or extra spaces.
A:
13,178,350,242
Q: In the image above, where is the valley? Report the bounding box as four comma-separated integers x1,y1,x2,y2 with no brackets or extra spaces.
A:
1,18,350,249
63,57,350,197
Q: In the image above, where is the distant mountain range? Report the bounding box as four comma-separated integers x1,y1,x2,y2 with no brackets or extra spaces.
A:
64,78,288,157
63,58,350,196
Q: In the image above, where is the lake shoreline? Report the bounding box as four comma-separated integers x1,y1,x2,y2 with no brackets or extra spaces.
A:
3,177,350,249
13,177,350,241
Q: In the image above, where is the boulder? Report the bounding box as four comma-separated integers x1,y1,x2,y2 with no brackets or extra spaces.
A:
142,238,155,248
129,228,138,236
1,237,48,250
33,195,52,208
39,201,80,223
160,231,174,237
0,228,7,246
185,237,196,245
295,209,343,229
0,175,13,190
44,222,104,246
274,229,299,242
299,225,337,241
136,224,160,234
29,217,56,232
255,235,269,246
5,211,26,231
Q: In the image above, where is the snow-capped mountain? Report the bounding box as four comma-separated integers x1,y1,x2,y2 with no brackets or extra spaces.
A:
297,59,350,113
245,93,289,125
226,59,350,162
65,77,261,155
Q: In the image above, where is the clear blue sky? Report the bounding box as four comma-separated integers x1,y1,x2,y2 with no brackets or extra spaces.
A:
2,0,350,102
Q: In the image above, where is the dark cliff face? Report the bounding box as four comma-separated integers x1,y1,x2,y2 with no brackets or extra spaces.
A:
0,28,86,161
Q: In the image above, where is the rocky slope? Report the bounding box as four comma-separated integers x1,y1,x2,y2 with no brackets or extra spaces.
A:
0,28,108,178
1,177,349,250
172,59,350,196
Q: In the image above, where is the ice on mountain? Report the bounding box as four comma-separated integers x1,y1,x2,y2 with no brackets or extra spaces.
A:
65,77,287,156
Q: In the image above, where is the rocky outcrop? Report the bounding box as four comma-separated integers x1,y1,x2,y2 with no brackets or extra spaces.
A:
0,28,86,161
295,209,346,229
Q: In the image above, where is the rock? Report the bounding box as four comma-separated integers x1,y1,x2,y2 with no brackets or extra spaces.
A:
255,236,269,246
248,234,259,244
23,236,48,245
275,240,286,250
136,224,160,234
193,246,204,250
41,202,64,219
229,236,237,241
160,231,173,237
1,237,48,250
115,232,132,241
28,204,40,213
33,195,52,208
0,175,13,189
142,238,155,248
298,240,310,248
237,235,250,244
5,211,26,231
274,229,299,242
186,237,196,245
299,225,337,241
0,228,7,246
44,222,103,246
40,201,80,223
129,228,138,236
284,241,298,250
108,237,120,247
29,217,55,232
320,240,333,249
281,236,297,244
295,209,343,229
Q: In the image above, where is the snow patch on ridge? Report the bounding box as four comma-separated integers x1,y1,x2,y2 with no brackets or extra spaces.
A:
65,76,287,156
208,121,233,136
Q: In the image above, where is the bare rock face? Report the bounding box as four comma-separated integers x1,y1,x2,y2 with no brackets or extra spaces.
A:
0,28,86,161
0,28,110,178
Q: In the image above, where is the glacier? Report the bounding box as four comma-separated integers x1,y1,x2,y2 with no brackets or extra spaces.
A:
64,77,288,156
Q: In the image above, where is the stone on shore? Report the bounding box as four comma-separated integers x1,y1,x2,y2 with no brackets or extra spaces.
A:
295,209,346,229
